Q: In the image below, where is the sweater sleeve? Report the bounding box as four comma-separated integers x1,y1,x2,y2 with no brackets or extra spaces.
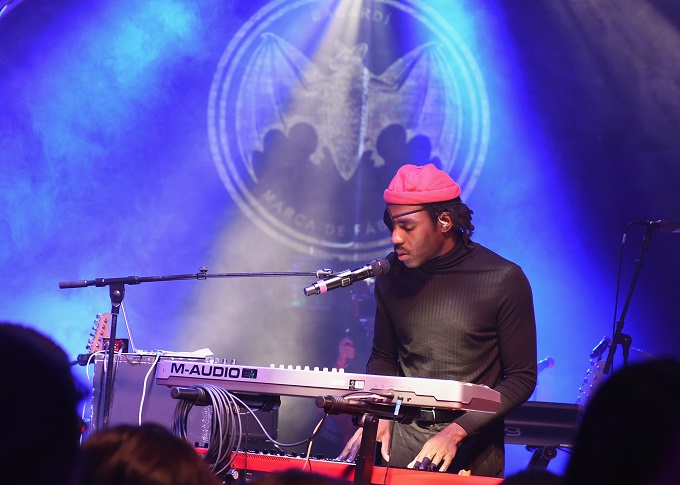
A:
454,263,537,436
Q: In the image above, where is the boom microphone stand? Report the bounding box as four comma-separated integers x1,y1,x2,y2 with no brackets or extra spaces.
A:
602,224,654,376
59,266,333,430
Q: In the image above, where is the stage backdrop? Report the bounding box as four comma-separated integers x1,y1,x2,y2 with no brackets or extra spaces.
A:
1,0,679,474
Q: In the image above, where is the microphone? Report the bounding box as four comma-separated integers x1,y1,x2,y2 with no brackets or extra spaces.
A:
537,356,555,373
590,336,612,359
632,220,680,234
315,395,420,421
303,258,390,296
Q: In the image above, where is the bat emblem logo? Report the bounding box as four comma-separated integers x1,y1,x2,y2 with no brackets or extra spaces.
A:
209,0,489,260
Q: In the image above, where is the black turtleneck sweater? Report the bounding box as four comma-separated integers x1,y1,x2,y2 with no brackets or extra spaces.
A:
367,242,537,438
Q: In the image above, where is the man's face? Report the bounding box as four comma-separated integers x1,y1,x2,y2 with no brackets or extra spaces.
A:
386,204,452,268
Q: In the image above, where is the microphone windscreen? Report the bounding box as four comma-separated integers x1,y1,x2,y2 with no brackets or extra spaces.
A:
370,258,390,276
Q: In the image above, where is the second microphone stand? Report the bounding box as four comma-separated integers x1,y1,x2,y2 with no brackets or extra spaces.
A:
603,225,655,376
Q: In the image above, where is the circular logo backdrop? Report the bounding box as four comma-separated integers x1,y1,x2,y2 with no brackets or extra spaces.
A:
208,0,489,261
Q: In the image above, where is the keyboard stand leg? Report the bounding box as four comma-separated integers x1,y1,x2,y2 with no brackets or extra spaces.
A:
526,445,557,470
354,414,379,485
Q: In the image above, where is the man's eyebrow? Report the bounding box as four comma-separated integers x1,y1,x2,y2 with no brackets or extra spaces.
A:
392,214,420,223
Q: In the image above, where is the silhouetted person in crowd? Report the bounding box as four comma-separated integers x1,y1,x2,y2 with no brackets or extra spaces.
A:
503,468,562,485
646,423,680,485
0,321,87,485
563,358,680,485
75,423,221,485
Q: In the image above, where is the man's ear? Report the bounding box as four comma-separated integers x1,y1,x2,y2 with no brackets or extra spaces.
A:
438,212,454,232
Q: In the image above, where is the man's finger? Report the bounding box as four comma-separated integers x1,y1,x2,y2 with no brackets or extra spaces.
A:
430,451,444,471
439,456,453,473
379,441,390,463
336,439,356,461
339,446,357,462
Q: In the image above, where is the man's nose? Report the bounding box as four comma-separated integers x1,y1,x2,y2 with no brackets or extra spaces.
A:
391,228,403,245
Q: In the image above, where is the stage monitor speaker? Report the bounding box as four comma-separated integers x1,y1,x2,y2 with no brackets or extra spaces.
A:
504,401,581,447
87,353,278,449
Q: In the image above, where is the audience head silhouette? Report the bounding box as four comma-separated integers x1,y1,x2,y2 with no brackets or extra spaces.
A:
75,422,221,485
0,321,86,485
563,357,680,485
502,468,562,485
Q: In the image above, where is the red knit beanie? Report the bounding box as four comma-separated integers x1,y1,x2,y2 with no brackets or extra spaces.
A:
383,164,461,204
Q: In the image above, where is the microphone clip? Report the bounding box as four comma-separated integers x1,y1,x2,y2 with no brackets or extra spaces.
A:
315,268,333,278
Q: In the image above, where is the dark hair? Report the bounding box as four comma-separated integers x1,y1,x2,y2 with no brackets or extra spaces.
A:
76,423,220,485
563,358,680,485
0,322,87,485
502,468,562,485
426,198,475,248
